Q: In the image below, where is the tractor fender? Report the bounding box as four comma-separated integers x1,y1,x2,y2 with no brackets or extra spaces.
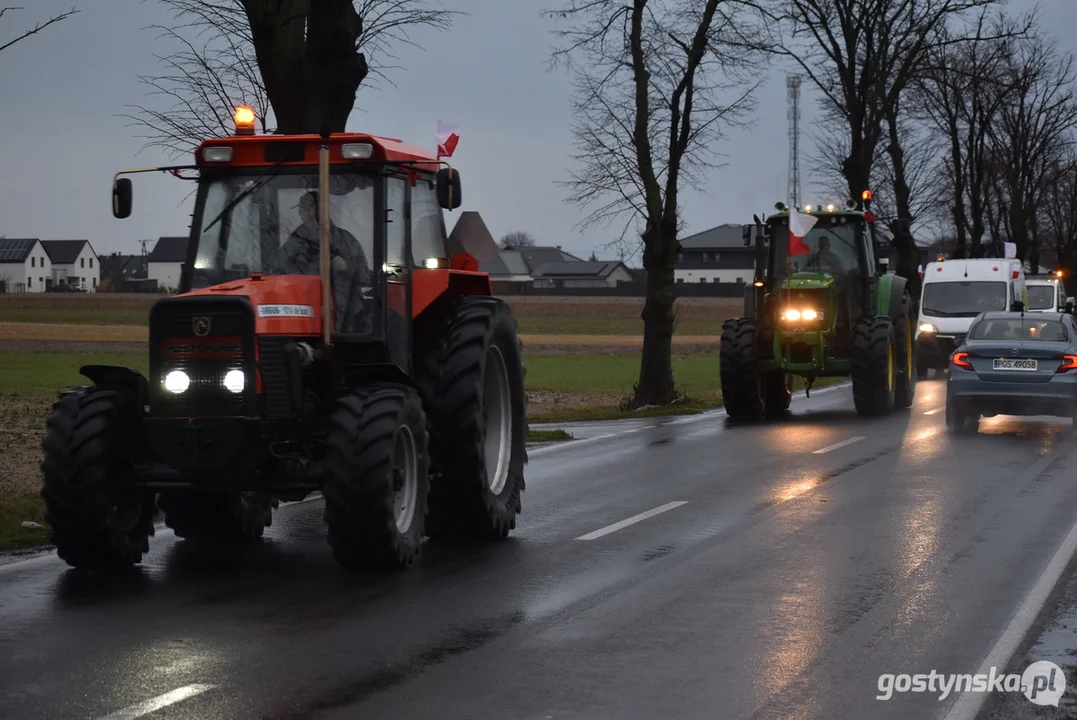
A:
79,365,150,408
874,273,909,320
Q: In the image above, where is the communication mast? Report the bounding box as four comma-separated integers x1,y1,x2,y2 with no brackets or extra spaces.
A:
786,74,802,211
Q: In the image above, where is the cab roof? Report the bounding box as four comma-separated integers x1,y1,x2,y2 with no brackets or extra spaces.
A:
923,258,1022,279
196,132,441,170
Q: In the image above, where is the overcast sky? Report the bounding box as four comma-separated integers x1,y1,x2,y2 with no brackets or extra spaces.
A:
0,0,1071,262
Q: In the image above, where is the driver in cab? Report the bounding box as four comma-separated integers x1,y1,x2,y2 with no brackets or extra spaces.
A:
809,236,843,274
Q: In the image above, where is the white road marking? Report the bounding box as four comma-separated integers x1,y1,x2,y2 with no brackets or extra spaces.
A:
97,684,215,720
943,452,1077,720
811,436,865,454
576,501,688,541
924,407,942,415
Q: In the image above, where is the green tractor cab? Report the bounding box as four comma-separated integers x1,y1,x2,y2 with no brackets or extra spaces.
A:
720,195,916,420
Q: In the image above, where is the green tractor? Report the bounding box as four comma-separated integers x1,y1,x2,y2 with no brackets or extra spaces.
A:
719,192,917,420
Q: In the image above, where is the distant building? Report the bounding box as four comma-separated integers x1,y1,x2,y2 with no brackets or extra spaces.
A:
676,224,754,284
42,240,99,291
479,245,586,293
99,252,150,292
0,238,51,292
531,260,635,289
147,236,189,292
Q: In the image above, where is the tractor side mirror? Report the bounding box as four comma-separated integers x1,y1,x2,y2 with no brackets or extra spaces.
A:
436,167,462,210
113,177,132,219
876,257,890,275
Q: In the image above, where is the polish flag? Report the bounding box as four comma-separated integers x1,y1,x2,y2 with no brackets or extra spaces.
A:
436,120,460,158
789,208,818,257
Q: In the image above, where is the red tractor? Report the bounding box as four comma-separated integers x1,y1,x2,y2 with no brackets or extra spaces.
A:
39,108,528,571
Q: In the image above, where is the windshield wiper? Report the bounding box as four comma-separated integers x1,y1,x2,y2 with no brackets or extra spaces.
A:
200,155,292,234
923,308,955,317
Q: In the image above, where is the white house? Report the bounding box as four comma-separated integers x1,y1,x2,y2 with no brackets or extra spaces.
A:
147,236,189,292
42,240,99,291
675,224,756,284
0,238,52,292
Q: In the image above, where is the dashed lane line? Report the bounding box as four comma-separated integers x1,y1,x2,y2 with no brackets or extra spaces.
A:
97,684,216,720
811,436,866,454
575,501,689,541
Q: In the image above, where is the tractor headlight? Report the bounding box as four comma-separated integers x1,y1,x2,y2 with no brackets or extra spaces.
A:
781,307,823,323
164,370,190,394
223,369,245,394
784,308,801,321
801,308,818,321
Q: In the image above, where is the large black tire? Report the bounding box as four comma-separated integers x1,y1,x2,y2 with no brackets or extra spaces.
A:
322,383,430,570
916,357,930,380
720,318,764,421
419,296,527,541
158,490,275,542
851,316,898,417
893,293,917,409
40,387,155,569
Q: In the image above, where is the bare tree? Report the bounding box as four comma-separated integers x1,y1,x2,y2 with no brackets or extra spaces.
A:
544,0,770,407
775,0,1006,300
123,1,460,156
1041,153,1077,284
499,231,537,251
0,5,78,54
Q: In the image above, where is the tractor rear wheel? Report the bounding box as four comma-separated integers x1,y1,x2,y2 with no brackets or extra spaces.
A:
720,318,764,421
40,386,155,569
158,490,275,542
322,383,430,570
421,297,527,541
851,316,898,416
894,294,917,409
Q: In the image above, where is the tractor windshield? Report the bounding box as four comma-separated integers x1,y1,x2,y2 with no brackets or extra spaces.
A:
771,219,865,279
191,172,376,289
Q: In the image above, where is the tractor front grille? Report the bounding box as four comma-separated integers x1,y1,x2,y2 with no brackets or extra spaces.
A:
149,297,257,417
258,336,294,420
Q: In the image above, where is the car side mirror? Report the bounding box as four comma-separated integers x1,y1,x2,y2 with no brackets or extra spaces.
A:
436,167,462,210
112,177,132,219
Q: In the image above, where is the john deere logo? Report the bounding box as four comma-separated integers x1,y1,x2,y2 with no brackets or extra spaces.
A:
192,317,211,337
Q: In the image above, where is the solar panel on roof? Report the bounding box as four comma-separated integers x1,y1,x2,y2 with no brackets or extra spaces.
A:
0,239,33,262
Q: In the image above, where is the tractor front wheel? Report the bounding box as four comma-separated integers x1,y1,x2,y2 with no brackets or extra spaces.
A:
720,318,764,421
893,294,917,409
322,384,430,570
158,490,275,543
40,387,155,569
422,297,527,541
851,317,898,417
763,371,791,418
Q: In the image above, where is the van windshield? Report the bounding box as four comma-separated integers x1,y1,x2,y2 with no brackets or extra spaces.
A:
922,281,1008,317
1027,285,1057,310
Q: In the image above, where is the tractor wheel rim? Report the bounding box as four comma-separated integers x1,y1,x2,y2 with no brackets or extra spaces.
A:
888,344,894,391
906,319,914,376
483,344,512,495
392,425,418,533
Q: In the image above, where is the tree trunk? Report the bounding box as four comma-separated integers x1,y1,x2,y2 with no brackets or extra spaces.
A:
244,0,368,134
883,108,921,302
634,219,677,407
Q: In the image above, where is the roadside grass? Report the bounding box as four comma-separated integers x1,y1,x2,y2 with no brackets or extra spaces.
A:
0,493,49,550
527,429,573,442
515,315,725,336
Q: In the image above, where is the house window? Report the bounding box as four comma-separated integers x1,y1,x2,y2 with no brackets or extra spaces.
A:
702,253,710,263
676,278,684,284
27,277,31,287
677,253,684,264
89,258,93,268
81,258,85,268
700,277,708,283
31,257,35,267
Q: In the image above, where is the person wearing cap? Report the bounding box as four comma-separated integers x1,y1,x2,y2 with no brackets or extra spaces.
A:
272,191,372,330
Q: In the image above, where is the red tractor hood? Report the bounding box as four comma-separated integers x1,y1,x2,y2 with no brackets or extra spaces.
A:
183,274,323,336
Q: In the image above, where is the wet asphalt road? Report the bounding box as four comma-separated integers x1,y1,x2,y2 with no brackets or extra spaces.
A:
3,378,1077,720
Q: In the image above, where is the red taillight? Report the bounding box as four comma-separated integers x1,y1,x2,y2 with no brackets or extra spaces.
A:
1055,355,1077,372
1012,270,1020,279
952,351,972,369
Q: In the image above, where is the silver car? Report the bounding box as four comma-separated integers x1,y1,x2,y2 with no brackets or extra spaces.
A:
946,311,1077,431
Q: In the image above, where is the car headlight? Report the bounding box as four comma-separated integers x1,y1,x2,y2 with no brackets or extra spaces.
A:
223,369,245,394
164,370,190,394
919,323,937,333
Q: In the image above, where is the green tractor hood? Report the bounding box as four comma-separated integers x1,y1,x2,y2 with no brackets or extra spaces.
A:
781,272,836,291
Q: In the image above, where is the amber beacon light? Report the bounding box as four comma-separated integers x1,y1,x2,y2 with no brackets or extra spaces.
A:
234,106,256,135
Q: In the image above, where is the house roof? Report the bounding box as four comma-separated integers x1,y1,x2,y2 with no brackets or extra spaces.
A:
100,253,147,277
447,211,499,263
532,261,627,278
519,246,583,268
679,224,747,250
149,237,189,263
41,240,90,265
500,250,531,275
0,238,38,264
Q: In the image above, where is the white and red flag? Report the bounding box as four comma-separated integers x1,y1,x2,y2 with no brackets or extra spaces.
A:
789,208,818,257
436,120,460,158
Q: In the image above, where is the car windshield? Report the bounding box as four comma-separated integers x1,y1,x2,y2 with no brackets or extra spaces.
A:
771,218,864,278
191,172,376,289
969,318,1068,342
1027,284,1057,310
922,281,1008,317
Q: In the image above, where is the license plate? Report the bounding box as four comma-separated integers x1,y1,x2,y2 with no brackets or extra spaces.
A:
993,357,1038,371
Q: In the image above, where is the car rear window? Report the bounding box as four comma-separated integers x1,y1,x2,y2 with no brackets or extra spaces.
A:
969,318,1068,342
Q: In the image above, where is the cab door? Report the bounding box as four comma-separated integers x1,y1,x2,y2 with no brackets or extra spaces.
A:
384,175,411,369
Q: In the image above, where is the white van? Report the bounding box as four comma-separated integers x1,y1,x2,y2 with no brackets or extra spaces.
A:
915,258,1027,377
1025,277,1064,313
